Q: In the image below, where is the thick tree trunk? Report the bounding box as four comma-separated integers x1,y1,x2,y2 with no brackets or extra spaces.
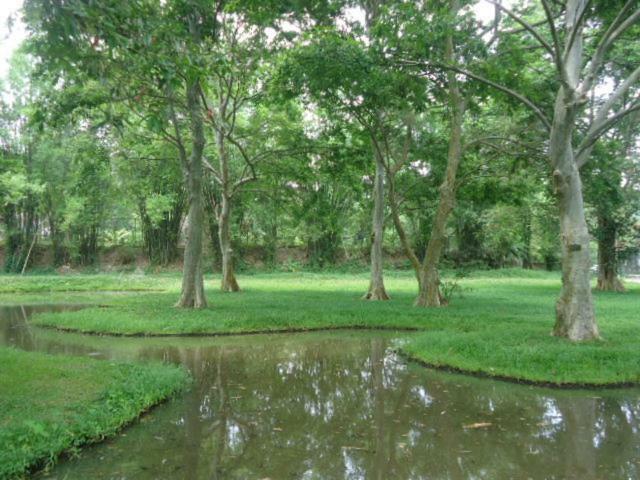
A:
414,267,445,307
553,165,598,340
415,21,464,307
176,80,207,308
363,148,389,300
550,0,599,341
596,215,625,292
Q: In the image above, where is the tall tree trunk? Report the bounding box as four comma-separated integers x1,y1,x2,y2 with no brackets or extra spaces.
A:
415,13,465,307
216,122,240,292
176,80,207,308
550,0,598,340
596,214,625,292
364,147,389,300
550,117,598,340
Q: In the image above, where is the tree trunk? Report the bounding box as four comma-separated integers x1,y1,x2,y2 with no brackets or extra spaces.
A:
550,0,599,341
204,180,222,271
216,116,240,292
551,136,598,340
415,18,464,307
176,80,207,308
363,147,389,300
218,193,240,292
596,214,625,292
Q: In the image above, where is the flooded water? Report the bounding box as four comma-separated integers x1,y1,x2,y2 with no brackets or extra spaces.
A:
1,305,640,479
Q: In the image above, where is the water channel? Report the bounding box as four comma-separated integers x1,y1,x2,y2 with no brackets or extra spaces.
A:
1,305,639,479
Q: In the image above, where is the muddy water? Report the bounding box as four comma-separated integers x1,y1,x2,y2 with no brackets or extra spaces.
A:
1,305,639,479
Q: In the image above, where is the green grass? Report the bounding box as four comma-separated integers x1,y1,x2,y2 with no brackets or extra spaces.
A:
0,347,190,479
2,269,640,387
0,273,174,293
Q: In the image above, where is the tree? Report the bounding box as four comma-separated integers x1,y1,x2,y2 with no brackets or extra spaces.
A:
112,122,185,266
404,0,640,340
378,0,482,306
274,26,425,299
584,111,640,292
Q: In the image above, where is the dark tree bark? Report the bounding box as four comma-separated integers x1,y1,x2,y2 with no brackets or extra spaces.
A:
596,214,625,292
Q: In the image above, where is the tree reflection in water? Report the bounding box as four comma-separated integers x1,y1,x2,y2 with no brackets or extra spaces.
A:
0,306,637,479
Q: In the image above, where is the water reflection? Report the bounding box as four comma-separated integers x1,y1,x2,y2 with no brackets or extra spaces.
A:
1,305,639,479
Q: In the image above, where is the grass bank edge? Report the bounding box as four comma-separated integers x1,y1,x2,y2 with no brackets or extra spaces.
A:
0,347,191,479
17,272,640,389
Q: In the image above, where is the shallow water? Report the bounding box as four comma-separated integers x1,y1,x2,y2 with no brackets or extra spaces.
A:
1,304,639,479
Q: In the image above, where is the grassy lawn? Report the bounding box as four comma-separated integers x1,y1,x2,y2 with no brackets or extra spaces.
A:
0,347,189,479
0,273,173,293
2,269,639,387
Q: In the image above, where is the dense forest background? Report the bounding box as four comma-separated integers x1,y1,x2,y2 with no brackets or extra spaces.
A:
1,0,639,336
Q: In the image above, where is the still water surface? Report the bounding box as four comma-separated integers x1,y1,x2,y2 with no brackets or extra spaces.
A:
1,305,639,479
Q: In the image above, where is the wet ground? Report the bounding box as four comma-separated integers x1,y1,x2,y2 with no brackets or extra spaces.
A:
1,305,639,479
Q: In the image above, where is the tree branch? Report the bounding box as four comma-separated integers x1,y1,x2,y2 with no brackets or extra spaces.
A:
487,0,557,59
203,156,223,184
576,100,640,167
539,0,565,82
563,0,592,61
401,59,552,131
580,1,640,95
576,64,640,165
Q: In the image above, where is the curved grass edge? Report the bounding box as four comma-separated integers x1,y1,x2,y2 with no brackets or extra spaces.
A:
33,322,420,337
0,348,191,479
20,272,640,391
30,319,640,390
394,349,640,390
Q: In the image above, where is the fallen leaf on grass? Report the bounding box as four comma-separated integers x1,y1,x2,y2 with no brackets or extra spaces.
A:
463,422,492,429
